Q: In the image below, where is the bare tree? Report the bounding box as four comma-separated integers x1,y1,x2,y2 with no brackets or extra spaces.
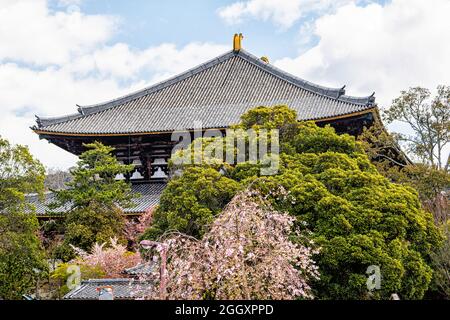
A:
44,167,73,190
431,226,450,299
383,86,449,170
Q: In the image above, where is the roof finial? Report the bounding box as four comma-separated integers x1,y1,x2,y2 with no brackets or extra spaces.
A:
233,33,243,52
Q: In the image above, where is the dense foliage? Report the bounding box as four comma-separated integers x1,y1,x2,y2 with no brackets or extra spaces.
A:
359,123,449,225
0,137,47,299
358,89,450,298
51,263,105,297
141,167,241,240
144,105,442,299
51,142,135,260
250,145,440,299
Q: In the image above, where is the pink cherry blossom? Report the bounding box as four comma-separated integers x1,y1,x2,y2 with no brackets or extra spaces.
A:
139,188,319,300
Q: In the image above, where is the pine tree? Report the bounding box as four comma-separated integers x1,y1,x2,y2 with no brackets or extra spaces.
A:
52,141,135,260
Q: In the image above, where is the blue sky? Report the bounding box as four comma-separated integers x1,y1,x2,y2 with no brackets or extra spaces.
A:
52,0,302,58
49,0,388,60
0,0,449,169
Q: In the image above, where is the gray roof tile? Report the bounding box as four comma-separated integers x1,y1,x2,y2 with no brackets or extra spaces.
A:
34,50,376,135
26,183,166,216
63,278,153,300
124,262,158,276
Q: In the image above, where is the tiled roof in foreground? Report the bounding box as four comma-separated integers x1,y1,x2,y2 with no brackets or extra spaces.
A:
63,278,153,300
124,262,158,276
26,183,166,216
33,49,376,135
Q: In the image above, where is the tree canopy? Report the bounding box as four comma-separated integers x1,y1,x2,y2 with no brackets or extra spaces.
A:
51,142,135,260
144,105,442,299
142,167,241,240
0,137,47,299
359,88,449,225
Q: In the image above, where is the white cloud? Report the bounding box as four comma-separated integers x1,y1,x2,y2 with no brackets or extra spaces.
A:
0,0,117,66
56,0,83,6
0,113,79,172
275,0,450,108
0,1,227,170
3,0,448,170
275,0,450,163
67,42,228,81
217,0,356,29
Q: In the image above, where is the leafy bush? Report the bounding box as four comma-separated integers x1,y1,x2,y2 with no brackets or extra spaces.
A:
51,262,105,296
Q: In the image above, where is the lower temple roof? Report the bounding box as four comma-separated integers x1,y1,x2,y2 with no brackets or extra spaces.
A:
63,278,154,300
26,182,166,216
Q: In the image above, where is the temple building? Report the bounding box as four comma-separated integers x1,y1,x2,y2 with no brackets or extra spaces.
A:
31,34,382,217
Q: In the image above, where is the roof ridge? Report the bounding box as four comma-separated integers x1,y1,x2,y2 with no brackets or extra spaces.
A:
339,92,376,105
238,50,344,98
237,49,375,105
34,112,84,129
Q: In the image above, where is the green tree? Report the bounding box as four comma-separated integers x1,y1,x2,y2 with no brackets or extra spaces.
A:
0,137,47,299
250,149,440,299
145,105,442,299
52,141,135,260
398,165,449,224
50,263,105,298
359,124,450,224
142,166,241,240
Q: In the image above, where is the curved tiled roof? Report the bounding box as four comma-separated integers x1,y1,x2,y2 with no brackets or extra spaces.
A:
63,278,153,300
26,183,166,216
124,262,158,276
33,49,375,135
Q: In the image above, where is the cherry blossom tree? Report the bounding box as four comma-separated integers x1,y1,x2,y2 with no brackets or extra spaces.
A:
141,188,319,300
71,237,141,278
124,208,154,249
